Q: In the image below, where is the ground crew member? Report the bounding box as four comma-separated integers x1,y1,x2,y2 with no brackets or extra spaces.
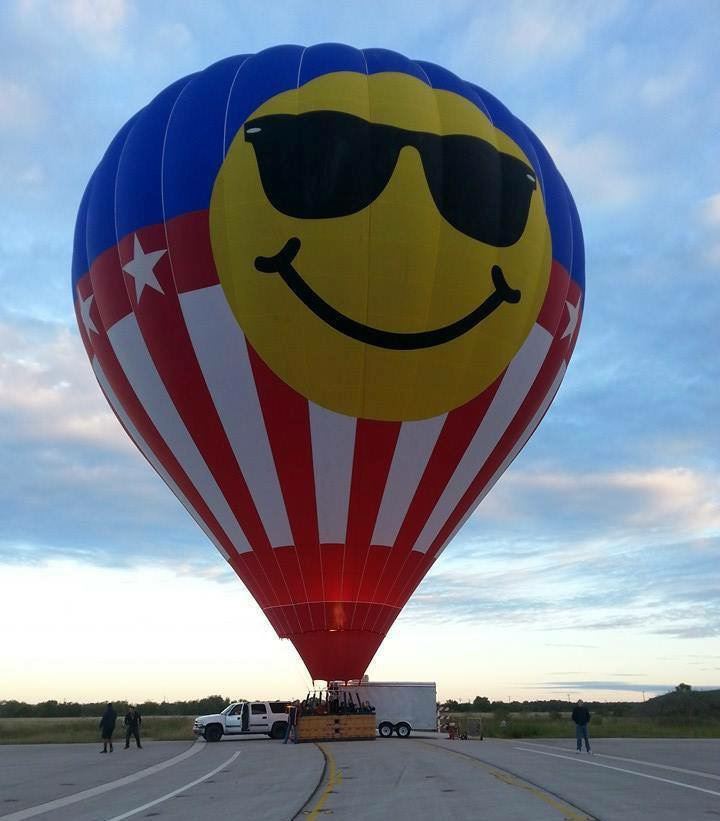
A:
124,705,143,749
571,699,591,754
99,703,117,753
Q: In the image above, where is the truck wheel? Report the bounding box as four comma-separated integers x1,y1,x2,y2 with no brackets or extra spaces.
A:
378,722,394,738
395,722,411,738
270,721,288,740
204,725,223,743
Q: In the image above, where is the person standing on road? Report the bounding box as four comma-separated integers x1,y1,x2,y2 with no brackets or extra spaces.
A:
99,703,117,753
571,699,591,754
124,705,143,749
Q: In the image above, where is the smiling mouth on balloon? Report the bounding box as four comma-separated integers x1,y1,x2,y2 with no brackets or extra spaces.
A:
254,237,521,351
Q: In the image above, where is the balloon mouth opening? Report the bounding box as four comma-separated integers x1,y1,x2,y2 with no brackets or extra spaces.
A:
289,629,385,683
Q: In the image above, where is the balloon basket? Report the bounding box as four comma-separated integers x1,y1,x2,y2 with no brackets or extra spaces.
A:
293,714,376,743
290,686,376,742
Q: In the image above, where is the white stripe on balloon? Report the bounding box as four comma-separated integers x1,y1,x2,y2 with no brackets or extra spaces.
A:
107,313,253,553
309,402,356,544
179,284,294,547
92,356,231,560
431,361,567,562
413,323,553,553
371,413,447,547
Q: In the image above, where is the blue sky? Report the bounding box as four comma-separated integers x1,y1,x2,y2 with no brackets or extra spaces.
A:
1,0,718,703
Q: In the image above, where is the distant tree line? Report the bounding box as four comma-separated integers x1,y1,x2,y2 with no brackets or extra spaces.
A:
3,685,718,720
0,695,235,719
440,685,720,720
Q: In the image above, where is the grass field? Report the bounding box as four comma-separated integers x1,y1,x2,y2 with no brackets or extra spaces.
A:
2,713,719,744
0,716,195,745
448,712,720,739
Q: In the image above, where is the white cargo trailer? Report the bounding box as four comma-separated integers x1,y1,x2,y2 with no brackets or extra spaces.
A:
339,681,437,738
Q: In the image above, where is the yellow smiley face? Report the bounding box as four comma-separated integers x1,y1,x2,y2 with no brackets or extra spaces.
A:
209,72,551,421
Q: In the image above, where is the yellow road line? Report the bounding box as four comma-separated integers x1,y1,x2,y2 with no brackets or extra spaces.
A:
303,744,343,819
487,767,592,820
418,740,594,821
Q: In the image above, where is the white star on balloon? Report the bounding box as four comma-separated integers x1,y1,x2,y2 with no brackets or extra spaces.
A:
122,234,167,302
561,297,581,340
79,292,98,336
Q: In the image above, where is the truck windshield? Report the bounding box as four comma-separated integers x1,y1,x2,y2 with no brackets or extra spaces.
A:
220,703,242,716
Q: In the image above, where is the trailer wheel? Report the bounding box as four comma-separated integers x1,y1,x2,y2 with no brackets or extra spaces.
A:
270,721,288,740
395,722,411,738
204,724,223,743
378,722,394,738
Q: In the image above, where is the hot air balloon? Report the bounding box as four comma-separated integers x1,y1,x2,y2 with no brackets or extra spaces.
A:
72,44,584,682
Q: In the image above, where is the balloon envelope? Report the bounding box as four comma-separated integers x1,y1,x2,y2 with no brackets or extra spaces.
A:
72,44,584,681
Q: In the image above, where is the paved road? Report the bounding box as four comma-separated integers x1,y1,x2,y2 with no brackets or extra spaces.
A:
0,736,324,821
0,735,718,820
416,737,720,820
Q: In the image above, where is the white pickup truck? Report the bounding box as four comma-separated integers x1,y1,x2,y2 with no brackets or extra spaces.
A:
193,700,290,742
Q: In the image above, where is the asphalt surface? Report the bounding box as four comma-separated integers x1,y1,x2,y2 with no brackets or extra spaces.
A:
421,737,720,820
0,736,324,821
0,734,718,820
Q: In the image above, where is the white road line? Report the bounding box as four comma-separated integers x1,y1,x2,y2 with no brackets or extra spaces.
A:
594,752,720,782
517,741,720,782
514,746,720,798
0,743,204,821
105,751,241,821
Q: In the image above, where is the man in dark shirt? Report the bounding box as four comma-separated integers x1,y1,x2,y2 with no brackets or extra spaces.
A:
99,703,117,753
124,706,143,749
571,699,591,753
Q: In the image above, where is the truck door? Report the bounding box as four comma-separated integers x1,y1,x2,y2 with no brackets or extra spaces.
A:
224,703,247,734
249,702,270,734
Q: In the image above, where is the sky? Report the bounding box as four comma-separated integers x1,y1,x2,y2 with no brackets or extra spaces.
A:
1,0,719,706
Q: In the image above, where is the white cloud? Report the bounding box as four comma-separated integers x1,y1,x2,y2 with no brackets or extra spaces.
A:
0,318,130,450
16,163,45,186
608,468,720,531
61,0,129,35
538,128,644,209
156,21,193,51
702,193,720,225
0,160,47,196
699,192,720,266
639,63,696,108
17,0,131,55
3,557,715,704
500,1,623,63
0,559,311,702
491,466,720,535
0,79,46,132
452,0,625,76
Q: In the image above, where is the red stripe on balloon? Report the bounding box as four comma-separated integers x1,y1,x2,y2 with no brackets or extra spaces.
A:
370,553,427,637
246,343,322,631
351,546,394,628
359,374,503,629
537,260,570,333
160,211,319,633
366,257,573,630
88,244,134,330
164,210,220,293
166,207,329,623
74,292,97,362
75,269,275,614
114,225,307,630
97,227,301,638
320,544,343,619
344,419,401,623
392,276,578,610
